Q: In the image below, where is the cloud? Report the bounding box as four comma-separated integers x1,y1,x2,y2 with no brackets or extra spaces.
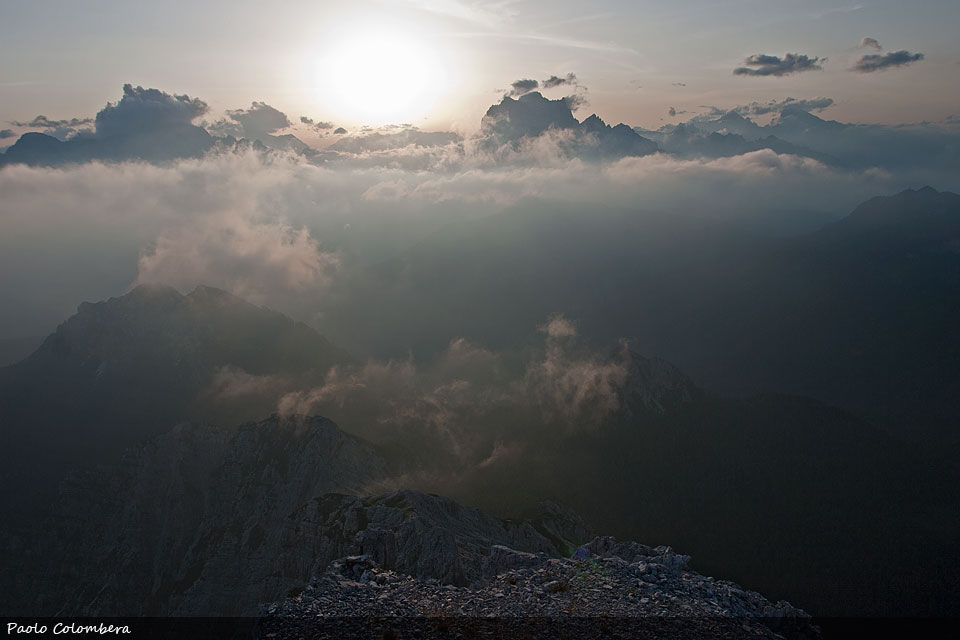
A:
2,127,955,339
136,211,338,303
133,157,338,302
334,127,347,135
8,115,95,141
10,115,94,129
329,129,460,154
506,78,540,97
539,314,577,338
95,84,208,138
542,73,578,89
734,97,834,116
0,129,14,139
0,85,214,163
204,366,291,402
852,50,924,73
524,336,629,430
301,116,334,130
672,82,687,87
859,37,882,50
668,107,689,117
276,319,632,463
2,83,958,335
507,73,581,98
210,101,292,139
561,93,589,112
733,53,823,77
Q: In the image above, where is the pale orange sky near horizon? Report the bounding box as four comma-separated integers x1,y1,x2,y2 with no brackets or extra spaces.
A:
2,0,959,138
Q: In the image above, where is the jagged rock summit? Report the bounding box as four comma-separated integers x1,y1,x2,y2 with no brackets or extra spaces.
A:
480,91,657,158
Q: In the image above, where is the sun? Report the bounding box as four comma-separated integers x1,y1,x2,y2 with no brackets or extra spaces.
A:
314,30,446,123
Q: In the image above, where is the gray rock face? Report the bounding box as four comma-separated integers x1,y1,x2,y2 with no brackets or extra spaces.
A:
12,415,386,616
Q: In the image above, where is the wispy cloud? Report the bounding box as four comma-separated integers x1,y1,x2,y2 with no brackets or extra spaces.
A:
454,30,638,55
811,4,864,20
402,0,517,28
540,11,616,30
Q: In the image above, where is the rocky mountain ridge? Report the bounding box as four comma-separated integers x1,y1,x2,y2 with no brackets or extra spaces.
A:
0,283,348,515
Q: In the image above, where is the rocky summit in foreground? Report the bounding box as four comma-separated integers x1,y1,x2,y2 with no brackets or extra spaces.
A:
261,537,818,640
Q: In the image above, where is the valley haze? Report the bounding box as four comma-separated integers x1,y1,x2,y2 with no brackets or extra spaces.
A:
1,2,959,637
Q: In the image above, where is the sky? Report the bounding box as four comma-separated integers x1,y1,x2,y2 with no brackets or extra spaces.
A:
1,0,959,341
1,0,958,134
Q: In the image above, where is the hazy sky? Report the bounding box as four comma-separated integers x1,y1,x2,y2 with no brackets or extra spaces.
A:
2,0,958,132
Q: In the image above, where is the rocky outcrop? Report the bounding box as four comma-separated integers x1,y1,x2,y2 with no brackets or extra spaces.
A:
281,490,592,589
261,536,817,639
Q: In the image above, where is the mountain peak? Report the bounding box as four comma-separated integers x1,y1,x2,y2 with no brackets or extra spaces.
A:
817,186,960,244
719,111,748,122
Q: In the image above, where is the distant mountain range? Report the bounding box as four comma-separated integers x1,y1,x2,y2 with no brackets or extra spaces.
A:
321,186,960,445
7,85,955,174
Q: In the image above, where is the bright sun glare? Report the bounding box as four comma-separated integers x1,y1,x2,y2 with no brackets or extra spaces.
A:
315,30,446,123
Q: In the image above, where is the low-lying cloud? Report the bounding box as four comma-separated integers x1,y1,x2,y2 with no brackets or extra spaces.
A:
1,133,946,339
275,317,631,466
